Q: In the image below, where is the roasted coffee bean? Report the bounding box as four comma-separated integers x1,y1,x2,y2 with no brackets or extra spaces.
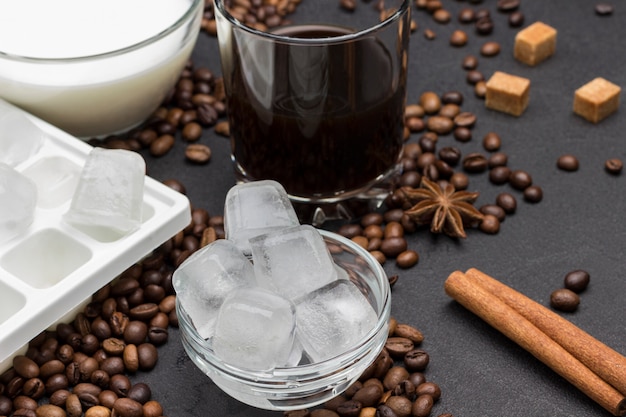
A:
311,410,340,417
14,408,37,417
384,222,404,239
453,111,476,128
488,152,508,168
109,374,131,398
497,0,520,11
458,8,475,23
564,270,590,293
482,132,501,151
449,30,468,46
14,356,39,379
509,10,525,26
523,185,543,203
462,153,488,173
39,360,65,380
396,250,419,269
466,70,484,85
0,394,12,414
14,395,38,410
78,357,99,382
489,166,511,185
137,343,158,371
49,389,71,407
123,344,139,374
438,146,461,166
461,54,478,70
423,29,436,40
385,337,414,359
419,92,441,114
100,357,125,376
102,338,126,356
143,400,164,417
123,321,148,345
111,278,140,297
450,172,469,190
376,404,398,417
127,383,151,405
45,374,68,395
550,288,580,312
479,205,505,223
66,393,82,417
509,170,533,190
380,237,408,258
433,8,451,23
85,405,113,417
149,134,175,157
427,116,454,134
412,394,434,417
595,3,614,15
475,16,494,35
441,91,463,106
90,370,110,389
98,390,118,409
91,318,112,340
403,349,429,372
557,154,579,171
479,214,500,234
383,366,410,390
35,404,66,417
185,143,212,164
416,382,441,401
147,326,169,345
113,397,144,417
481,41,501,56
351,384,383,407
605,158,623,174
496,192,517,214
129,303,159,321
393,324,424,345
474,81,487,98
110,312,129,336
335,399,361,417
81,334,100,355
338,223,363,239
405,116,425,132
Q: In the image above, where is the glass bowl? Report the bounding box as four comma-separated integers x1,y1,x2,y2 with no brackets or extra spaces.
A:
0,0,203,138
177,229,391,411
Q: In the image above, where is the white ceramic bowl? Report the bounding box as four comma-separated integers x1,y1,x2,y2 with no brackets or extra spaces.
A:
0,0,203,138
177,229,391,411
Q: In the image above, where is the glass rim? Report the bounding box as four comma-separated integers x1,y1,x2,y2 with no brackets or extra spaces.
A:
213,0,411,45
0,0,202,63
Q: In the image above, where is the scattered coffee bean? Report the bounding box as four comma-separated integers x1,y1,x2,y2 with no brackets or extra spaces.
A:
424,28,436,40
595,3,614,16
412,394,434,417
458,8,475,24
442,91,464,106
497,0,520,12
450,30,468,46
489,166,511,185
453,112,477,127
488,152,508,168
509,170,533,190
509,10,525,26
396,250,419,269
462,153,488,173
480,204,506,222
475,17,494,35
419,92,442,114
480,41,501,57
433,8,451,23
523,185,543,203
550,288,580,312
557,154,579,171
482,132,501,151
479,214,500,234
496,192,517,214
462,55,478,70
474,81,487,99
564,270,590,293
605,158,623,174
185,143,212,164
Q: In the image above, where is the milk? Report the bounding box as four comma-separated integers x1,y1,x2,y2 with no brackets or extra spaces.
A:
0,0,202,138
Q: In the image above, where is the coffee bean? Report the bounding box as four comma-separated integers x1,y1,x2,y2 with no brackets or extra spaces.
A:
185,143,212,164
462,153,488,173
454,127,472,142
14,395,38,410
433,8,451,23
149,134,175,157
605,158,623,174
595,3,614,16
143,400,164,417
416,381,441,401
113,398,144,417
523,185,543,203
438,104,460,119
419,92,441,114
49,389,71,407
386,395,412,417
488,152,508,168
462,55,478,70
475,16,494,35
123,321,147,345
489,166,511,185
450,172,469,190
393,323,424,345
497,0,520,12
411,394,434,417
480,41,501,56
85,405,113,417
438,147,461,166
423,29,436,40
127,383,151,405
98,390,118,409
35,404,66,417
380,237,408,258
405,104,425,119
458,8,475,23
403,349,429,372
480,204,506,222
564,270,590,293
550,288,580,312
351,384,383,407
479,214,500,234
509,10,525,26
137,343,158,371
474,81,487,99
557,154,579,171
483,132,501,151
496,192,517,214
509,170,533,190
427,116,454,134
466,70,484,85
453,111,476,128
450,30,468,46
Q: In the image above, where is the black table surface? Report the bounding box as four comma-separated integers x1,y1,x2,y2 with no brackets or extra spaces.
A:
135,1,626,416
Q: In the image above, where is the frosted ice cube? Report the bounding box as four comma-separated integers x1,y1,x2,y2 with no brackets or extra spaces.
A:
0,162,38,244
212,287,296,371
0,111,46,167
173,239,256,340
63,148,145,235
250,224,338,300
295,279,378,363
224,180,300,254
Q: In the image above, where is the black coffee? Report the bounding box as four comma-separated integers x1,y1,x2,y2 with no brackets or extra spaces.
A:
224,24,405,199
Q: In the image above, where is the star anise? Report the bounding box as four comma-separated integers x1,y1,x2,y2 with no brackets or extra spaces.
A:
402,177,484,239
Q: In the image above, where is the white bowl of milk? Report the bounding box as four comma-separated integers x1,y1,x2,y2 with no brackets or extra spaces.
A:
0,0,203,138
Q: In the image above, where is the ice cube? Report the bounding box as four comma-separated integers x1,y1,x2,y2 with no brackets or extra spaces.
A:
0,162,38,244
212,287,296,371
63,148,145,235
250,224,338,300
224,180,300,254
295,279,378,363
0,111,46,167
173,239,256,340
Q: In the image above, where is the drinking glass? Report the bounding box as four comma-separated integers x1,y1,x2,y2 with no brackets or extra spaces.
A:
213,0,411,224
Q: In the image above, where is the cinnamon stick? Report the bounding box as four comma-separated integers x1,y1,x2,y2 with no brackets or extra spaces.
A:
444,270,626,416
465,267,626,397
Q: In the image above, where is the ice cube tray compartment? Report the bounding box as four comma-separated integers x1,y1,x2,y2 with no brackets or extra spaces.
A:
0,99,191,371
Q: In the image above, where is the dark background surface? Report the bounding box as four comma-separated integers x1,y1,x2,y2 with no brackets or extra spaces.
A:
136,1,626,416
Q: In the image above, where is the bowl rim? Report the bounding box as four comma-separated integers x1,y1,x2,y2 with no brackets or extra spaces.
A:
0,0,203,63
213,0,410,46
177,228,391,383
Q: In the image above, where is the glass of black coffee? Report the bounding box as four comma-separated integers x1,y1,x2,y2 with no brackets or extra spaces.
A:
213,0,411,224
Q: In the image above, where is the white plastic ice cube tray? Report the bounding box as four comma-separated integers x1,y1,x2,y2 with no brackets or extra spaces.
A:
0,99,191,370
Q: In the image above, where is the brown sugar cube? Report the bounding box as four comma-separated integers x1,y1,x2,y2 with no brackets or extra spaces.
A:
485,71,531,116
573,77,621,123
514,22,557,66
